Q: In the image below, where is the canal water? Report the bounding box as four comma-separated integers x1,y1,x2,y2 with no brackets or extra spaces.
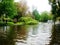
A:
15,23,53,45
0,22,53,45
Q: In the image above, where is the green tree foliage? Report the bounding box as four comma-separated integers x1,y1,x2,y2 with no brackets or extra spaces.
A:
32,9,53,22
49,0,60,21
40,11,49,22
32,9,40,21
0,0,17,18
14,0,28,22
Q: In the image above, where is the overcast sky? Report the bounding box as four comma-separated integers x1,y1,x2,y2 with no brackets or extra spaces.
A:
15,0,51,13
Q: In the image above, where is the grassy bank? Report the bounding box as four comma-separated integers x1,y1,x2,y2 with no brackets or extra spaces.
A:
0,17,38,26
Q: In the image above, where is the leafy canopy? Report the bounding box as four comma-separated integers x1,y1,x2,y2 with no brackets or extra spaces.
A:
0,0,17,18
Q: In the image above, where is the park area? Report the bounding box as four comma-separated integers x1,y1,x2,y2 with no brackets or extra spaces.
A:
0,0,60,45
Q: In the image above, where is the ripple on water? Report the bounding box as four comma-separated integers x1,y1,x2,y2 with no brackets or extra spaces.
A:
16,23,53,45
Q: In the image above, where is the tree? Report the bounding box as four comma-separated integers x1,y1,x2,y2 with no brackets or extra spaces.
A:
32,9,40,21
48,0,60,45
0,0,17,18
14,0,28,22
49,0,60,22
40,11,49,22
26,11,33,18
15,0,28,17
0,0,17,30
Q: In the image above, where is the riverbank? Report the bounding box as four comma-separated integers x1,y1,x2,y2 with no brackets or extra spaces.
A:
0,17,38,26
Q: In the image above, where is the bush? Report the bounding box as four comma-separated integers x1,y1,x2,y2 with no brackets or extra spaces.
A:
0,21,14,26
19,17,38,25
7,22,14,26
3,18,13,22
14,22,24,25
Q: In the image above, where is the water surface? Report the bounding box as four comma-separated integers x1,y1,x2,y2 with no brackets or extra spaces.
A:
0,22,53,45
15,23,53,45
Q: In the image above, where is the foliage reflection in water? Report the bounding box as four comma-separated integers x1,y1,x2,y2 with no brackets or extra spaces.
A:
0,23,53,45
0,26,16,45
16,23,53,45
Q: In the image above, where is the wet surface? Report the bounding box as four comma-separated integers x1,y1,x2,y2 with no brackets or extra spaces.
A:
15,23,53,45
0,23,53,45
50,23,60,45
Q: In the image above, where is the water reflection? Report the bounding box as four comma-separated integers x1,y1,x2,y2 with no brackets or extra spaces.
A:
0,26,16,45
16,23,53,45
0,23,53,45
16,26,28,41
50,24,60,45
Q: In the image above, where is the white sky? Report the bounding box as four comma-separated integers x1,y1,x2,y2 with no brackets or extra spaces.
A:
15,0,51,13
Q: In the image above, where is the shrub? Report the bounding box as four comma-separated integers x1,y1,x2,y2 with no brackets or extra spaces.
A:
19,17,38,25
15,22,24,25
7,22,14,26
